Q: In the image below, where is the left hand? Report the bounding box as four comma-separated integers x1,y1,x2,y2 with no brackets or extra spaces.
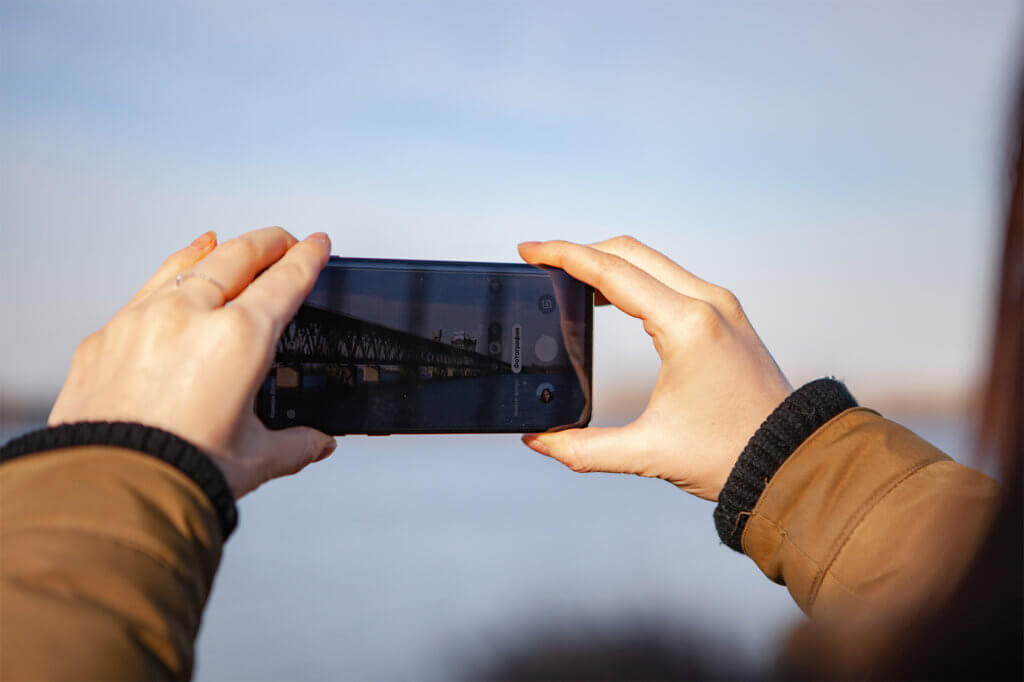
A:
49,227,337,498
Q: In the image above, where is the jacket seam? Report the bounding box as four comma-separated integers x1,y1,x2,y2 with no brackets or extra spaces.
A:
746,511,873,612
804,453,949,612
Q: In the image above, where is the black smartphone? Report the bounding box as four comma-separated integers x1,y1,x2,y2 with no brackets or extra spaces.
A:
255,257,593,434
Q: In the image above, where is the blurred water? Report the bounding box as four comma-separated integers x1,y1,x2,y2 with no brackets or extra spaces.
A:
0,412,973,680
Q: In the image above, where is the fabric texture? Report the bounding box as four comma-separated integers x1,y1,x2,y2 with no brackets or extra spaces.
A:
740,407,998,617
714,378,857,551
0,446,224,680
1,421,237,539
738,407,1002,676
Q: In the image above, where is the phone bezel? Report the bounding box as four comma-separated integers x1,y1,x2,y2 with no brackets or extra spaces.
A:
258,257,593,435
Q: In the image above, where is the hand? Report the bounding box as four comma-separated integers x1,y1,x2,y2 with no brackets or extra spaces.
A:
49,227,337,498
518,236,792,501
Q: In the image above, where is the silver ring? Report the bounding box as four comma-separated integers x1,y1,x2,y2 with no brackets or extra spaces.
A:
175,271,226,299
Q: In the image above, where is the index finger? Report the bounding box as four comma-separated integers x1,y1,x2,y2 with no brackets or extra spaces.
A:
231,232,332,339
588,235,718,303
175,226,300,307
518,240,686,326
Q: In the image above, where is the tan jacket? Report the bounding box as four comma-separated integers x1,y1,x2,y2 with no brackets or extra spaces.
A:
0,408,1000,680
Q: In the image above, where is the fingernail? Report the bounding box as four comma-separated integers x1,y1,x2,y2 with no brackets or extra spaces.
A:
522,435,550,456
318,438,337,461
518,241,541,248
191,231,216,249
308,232,331,246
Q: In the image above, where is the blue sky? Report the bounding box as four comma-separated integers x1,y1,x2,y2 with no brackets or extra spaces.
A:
1,1,1021,407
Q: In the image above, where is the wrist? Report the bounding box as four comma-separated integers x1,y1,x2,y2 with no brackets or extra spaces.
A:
713,378,858,552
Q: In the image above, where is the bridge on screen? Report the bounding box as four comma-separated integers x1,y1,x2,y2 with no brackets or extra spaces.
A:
276,304,510,375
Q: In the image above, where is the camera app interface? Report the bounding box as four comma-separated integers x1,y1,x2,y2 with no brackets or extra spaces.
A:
258,261,591,432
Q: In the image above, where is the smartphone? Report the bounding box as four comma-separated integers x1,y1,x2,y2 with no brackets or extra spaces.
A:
255,257,593,435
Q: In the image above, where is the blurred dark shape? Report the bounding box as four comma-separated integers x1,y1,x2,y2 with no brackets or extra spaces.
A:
453,612,757,681
785,60,1024,682
877,57,1024,682
0,393,52,423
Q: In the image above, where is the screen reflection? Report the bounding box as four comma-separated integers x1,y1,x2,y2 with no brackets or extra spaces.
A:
257,259,592,434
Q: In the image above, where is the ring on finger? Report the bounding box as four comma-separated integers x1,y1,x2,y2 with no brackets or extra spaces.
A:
175,271,226,305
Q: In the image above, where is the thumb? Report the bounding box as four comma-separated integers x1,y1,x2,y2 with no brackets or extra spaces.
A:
261,426,337,480
521,425,646,475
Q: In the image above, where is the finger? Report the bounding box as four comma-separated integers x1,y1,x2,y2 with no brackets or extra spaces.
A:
588,235,719,303
175,226,299,307
231,233,331,340
128,231,218,306
522,425,649,476
261,427,337,480
518,240,687,327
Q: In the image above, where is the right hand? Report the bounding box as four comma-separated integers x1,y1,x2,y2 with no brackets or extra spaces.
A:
518,236,793,501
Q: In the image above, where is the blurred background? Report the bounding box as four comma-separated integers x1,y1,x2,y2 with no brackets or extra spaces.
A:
1,1,1021,679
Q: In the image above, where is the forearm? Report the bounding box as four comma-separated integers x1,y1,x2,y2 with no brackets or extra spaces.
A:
0,424,233,680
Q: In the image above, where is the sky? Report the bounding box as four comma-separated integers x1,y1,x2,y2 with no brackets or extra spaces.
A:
1,0,1021,409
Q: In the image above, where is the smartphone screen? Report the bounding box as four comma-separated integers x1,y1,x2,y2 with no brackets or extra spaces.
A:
256,257,592,434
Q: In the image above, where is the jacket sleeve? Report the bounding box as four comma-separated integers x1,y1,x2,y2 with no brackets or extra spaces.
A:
0,445,224,680
740,406,1000,619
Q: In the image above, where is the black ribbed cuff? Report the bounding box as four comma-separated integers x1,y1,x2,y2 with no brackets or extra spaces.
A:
713,378,857,553
0,421,238,541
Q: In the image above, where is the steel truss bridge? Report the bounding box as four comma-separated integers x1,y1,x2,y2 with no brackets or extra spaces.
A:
276,304,510,374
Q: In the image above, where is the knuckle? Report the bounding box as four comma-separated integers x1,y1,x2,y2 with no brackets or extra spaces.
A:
150,292,197,323
227,234,261,262
265,225,296,247
675,299,723,341
563,445,591,473
224,304,273,338
303,433,321,464
133,295,193,334
710,286,743,318
544,239,572,255
592,253,628,288
73,330,103,359
278,258,315,287
253,456,277,487
566,457,591,474
610,234,642,251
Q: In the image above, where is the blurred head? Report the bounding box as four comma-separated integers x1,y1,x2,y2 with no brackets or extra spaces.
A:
979,72,1024,482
